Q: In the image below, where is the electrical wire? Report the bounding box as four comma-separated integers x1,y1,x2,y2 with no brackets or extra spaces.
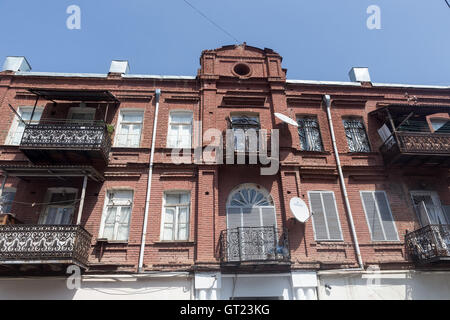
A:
182,0,240,44
446,0,450,9
0,199,81,207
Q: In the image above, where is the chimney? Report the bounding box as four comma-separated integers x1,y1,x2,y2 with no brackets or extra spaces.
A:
109,60,129,75
348,67,371,83
2,56,31,72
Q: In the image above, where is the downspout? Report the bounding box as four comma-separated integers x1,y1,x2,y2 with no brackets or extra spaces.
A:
138,89,161,272
323,94,364,270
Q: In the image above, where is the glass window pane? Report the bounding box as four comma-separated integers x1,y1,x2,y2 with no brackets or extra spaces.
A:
165,208,175,223
117,225,129,241
105,207,117,224
163,225,173,240
178,207,189,223
177,224,188,240
122,113,143,123
171,112,192,123
102,225,114,240
165,194,180,205
60,207,74,225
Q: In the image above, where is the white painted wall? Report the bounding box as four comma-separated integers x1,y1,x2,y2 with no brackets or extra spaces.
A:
318,271,450,300
0,276,192,300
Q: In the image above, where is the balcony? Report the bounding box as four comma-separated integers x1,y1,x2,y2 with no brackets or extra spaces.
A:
0,224,92,271
219,226,290,265
19,121,112,168
380,131,450,166
405,224,450,264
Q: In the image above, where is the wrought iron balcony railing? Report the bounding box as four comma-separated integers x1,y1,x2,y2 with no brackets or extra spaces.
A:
219,226,290,263
405,224,450,263
380,131,450,165
19,121,112,165
0,224,92,268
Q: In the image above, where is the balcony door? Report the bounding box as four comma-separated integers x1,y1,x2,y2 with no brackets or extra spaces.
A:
39,188,77,225
226,184,277,261
410,191,448,226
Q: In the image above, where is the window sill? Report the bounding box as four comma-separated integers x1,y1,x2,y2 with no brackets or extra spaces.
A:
153,241,195,246
96,239,129,245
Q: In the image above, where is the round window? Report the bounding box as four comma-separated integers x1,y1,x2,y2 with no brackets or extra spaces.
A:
233,63,251,77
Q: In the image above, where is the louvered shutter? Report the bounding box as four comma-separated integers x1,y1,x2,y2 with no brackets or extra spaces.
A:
322,192,343,240
361,191,398,241
309,191,343,241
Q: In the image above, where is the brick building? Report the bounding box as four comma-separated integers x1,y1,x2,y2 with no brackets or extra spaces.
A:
0,44,449,299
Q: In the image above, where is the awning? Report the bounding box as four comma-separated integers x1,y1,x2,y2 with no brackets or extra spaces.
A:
0,165,104,182
28,88,119,103
370,104,450,121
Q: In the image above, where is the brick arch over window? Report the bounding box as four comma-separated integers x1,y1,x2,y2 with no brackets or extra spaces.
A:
226,183,276,229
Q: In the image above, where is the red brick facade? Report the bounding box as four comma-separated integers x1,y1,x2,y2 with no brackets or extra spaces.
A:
0,44,449,276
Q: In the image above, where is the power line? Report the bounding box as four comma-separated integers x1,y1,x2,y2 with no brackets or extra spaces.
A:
446,0,450,8
182,0,240,44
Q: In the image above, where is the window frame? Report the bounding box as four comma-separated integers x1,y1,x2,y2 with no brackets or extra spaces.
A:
166,110,193,149
308,190,344,242
98,189,134,242
38,187,78,225
0,187,16,214
113,109,144,148
229,113,261,153
160,191,191,242
360,190,399,242
6,106,43,145
342,116,371,153
296,115,324,152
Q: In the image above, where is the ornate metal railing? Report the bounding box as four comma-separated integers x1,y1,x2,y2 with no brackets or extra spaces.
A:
20,121,112,161
397,132,450,154
0,224,92,267
380,131,450,163
219,226,290,263
405,224,450,263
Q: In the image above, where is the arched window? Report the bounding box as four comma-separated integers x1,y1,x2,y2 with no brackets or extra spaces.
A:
226,183,276,230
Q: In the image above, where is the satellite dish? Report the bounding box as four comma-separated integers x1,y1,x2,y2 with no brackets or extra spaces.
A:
290,197,310,223
274,113,298,127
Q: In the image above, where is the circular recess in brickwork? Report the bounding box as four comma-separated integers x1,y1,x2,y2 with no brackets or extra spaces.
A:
232,63,251,77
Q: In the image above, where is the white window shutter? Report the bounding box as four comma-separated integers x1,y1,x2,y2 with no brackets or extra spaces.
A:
322,192,343,240
310,191,343,241
361,191,398,241
310,192,329,240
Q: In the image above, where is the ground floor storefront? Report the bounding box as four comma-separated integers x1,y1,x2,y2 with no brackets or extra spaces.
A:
0,270,449,299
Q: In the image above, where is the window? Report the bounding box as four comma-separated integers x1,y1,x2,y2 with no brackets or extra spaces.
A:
297,116,324,151
226,184,276,229
167,111,193,148
6,107,43,145
68,107,96,123
410,191,448,226
230,114,260,152
361,191,399,241
39,188,77,225
308,191,343,241
429,118,450,133
161,192,190,241
0,188,16,214
343,118,370,152
100,190,133,241
114,110,144,147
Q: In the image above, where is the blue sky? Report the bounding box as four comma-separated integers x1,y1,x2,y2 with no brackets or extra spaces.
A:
1,0,449,85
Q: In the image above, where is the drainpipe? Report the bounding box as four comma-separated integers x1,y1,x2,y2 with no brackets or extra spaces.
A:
138,89,161,272
323,94,364,270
